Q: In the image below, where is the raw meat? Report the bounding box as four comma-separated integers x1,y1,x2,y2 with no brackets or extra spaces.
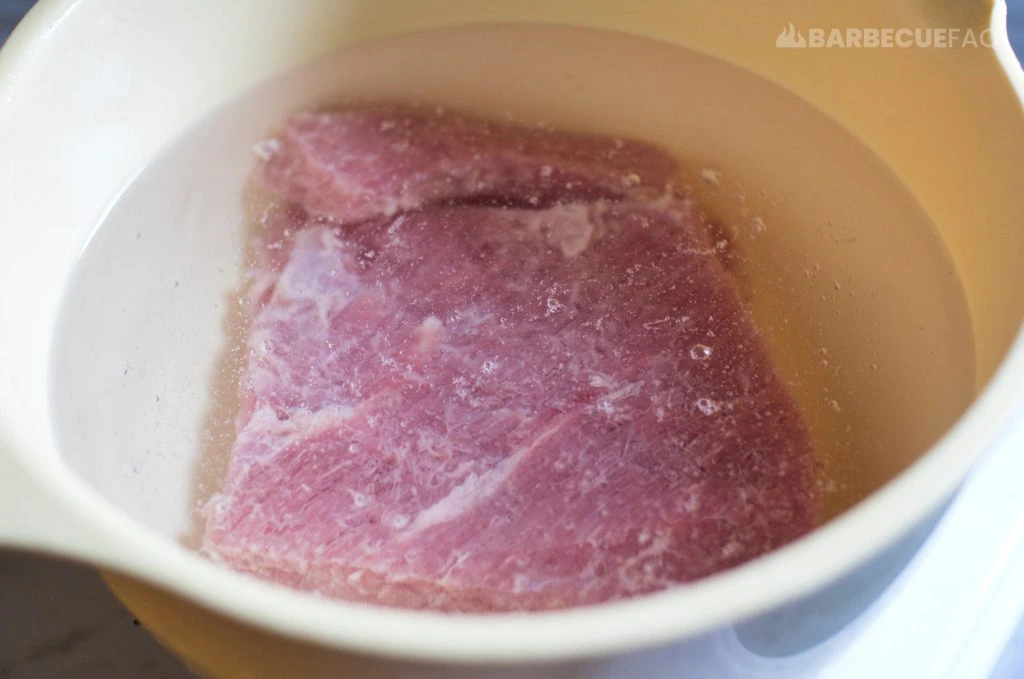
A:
203,105,819,612
259,105,679,223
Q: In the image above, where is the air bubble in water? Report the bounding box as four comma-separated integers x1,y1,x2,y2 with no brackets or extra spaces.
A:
690,344,713,361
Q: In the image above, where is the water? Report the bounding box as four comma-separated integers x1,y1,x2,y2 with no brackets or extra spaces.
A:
50,23,975,543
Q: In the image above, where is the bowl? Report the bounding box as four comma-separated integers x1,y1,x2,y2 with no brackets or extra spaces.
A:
0,1,1022,677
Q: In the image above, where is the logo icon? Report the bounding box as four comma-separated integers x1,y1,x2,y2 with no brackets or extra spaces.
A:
776,23,807,48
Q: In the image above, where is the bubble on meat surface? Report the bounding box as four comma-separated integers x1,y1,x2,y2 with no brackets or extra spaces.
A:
690,344,713,361
695,397,720,416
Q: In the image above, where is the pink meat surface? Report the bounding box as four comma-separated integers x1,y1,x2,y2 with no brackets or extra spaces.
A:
203,106,819,612
259,105,678,223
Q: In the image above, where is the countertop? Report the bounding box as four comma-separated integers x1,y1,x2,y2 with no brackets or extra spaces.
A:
0,553,193,678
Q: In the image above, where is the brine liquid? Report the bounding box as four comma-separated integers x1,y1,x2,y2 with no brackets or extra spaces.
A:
52,24,976,545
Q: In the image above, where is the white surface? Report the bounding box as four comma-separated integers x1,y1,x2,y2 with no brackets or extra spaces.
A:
803,413,1024,678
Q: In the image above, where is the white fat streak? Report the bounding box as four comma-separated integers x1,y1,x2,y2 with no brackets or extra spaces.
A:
294,404,356,436
415,315,444,353
520,204,598,258
401,458,519,536
272,229,364,328
546,204,595,257
602,380,644,402
276,231,338,290
236,404,355,464
401,419,568,537
235,406,298,454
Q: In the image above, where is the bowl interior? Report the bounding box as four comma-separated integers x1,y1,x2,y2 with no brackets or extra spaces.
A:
49,24,974,550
